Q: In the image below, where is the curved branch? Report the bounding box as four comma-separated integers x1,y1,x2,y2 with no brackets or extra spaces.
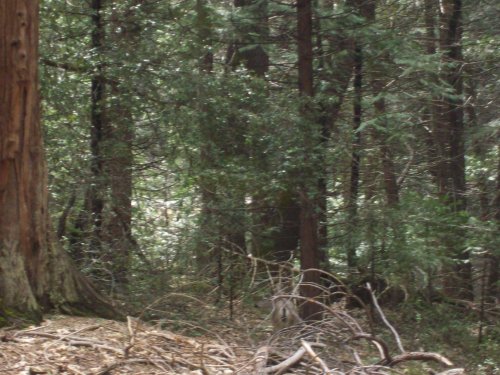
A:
263,347,306,374
388,352,453,367
349,333,392,363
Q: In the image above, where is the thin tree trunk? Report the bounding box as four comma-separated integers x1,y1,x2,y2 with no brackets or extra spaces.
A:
438,0,472,299
315,0,355,269
466,74,498,304
104,83,133,286
346,41,363,271
89,0,106,258
67,1,107,267
195,0,219,275
100,1,146,287
297,0,322,321
370,43,399,206
491,149,500,300
372,93,399,207
230,0,301,270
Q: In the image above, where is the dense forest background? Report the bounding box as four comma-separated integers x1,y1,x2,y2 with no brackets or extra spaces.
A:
28,0,500,371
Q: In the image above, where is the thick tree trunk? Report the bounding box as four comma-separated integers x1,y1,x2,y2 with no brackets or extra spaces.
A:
0,0,118,323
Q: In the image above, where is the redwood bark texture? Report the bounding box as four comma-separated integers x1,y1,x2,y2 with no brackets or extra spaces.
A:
0,0,48,319
0,0,117,322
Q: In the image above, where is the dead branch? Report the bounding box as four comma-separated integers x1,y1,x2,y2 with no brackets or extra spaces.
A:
124,316,138,357
263,347,307,374
15,331,123,354
397,142,415,187
435,369,465,375
350,333,392,363
253,345,270,375
301,340,332,374
367,282,405,353
67,340,124,354
388,352,453,367
95,358,171,375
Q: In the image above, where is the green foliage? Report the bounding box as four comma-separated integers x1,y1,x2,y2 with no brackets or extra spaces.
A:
394,301,500,372
38,0,499,365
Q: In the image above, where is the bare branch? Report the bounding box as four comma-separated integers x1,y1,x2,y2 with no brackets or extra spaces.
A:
388,352,454,367
367,282,405,353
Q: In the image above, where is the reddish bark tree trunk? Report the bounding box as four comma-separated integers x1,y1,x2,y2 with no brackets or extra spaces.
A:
0,0,118,323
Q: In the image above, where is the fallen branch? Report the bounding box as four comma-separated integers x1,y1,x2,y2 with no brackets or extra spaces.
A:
350,333,392,363
388,352,453,367
435,369,465,375
124,316,138,357
94,358,171,375
15,331,123,354
367,282,405,353
67,340,124,355
301,340,331,374
253,345,269,375
263,347,306,374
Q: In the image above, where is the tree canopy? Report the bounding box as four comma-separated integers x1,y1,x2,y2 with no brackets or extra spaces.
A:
0,0,498,371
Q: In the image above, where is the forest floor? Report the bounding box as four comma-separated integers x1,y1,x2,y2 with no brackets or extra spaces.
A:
0,302,484,375
0,315,243,375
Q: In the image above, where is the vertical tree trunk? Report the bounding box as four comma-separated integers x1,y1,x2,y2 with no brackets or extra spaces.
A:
68,0,107,269
0,0,46,320
0,0,117,323
423,0,444,188
195,0,219,273
346,41,362,271
100,0,148,287
366,2,399,208
372,90,399,207
297,0,322,321
233,0,302,269
315,0,355,269
441,1,466,211
491,150,500,300
104,83,134,286
89,0,106,257
465,75,498,305
438,0,472,299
